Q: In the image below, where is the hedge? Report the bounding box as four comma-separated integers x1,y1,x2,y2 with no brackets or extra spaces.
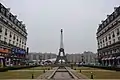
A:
0,65,40,72
78,64,120,71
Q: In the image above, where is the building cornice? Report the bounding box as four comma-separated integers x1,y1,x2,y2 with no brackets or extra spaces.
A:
0,3,27,34
97,6,120,33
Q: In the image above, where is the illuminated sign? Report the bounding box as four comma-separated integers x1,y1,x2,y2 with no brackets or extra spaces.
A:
0,48,10,53
12,48,25,54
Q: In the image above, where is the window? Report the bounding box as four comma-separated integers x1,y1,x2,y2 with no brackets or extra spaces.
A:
98,46,100,49
106,42,108,46
109,41,111,45
22,41,24,44
20,38,21,43
13,41,15,45
112,31,115,37
103,44,105,47
4,37,7,42
13,34,15,40
19,44,21,47
0,26,2,32
103,38,104,43
113,39,115,43
117,28,119,36
0,35,1,40
9,32,12,38
25,42,26,45
109,34,111,39
9,39,11,44
17,36,18,41
22,45,23,48
16,43,18,46
5,29,7,35
118,37,120,41
106,36,107,41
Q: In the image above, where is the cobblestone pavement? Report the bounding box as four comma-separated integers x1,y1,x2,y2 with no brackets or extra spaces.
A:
52,71,73,80
66,67,88,79
37,67,88,80
37,67,58,79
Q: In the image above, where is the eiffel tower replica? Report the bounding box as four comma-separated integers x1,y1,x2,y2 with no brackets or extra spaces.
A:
55,29,68,64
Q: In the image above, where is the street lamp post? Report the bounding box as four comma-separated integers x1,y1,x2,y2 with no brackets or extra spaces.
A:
32,67,34,79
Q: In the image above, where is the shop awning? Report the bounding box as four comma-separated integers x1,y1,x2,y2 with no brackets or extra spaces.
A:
0,56,4,58
116,56,120,59
105,58,109,60
108,57,112,60
102,58,105,60
102,58,108,60
111,57,116,59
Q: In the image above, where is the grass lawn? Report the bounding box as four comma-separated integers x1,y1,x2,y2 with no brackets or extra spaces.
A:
74,66,103,70
22,66,51,70
0,70,43,79
76,67,120,79
0,66,52,79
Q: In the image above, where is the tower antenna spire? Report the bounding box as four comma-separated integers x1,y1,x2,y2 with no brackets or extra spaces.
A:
60,29,64,49
55,29,68,64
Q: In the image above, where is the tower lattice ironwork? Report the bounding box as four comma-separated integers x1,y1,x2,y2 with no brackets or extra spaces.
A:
55,29,68,64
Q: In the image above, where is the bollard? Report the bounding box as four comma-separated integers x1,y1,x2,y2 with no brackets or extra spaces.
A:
80,69,81,73
32,74,34,79
43,69,45,73
48,68,50,70
91,72,93,79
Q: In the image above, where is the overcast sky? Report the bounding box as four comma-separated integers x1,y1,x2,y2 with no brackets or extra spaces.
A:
1,0,120,54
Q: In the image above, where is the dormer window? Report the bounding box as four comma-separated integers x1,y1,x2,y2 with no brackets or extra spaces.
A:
14,19,18,25
104,21,107,26
1,6,5,15
110,15,113,21
10,13,14,22
5,9,10,18
114,11,118,17
101,25,104,28
17,21,21,27
107,18,110,23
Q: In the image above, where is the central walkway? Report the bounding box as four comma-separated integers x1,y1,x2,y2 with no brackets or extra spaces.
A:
53,72,73,80
52,68,73,80
37,66,88,80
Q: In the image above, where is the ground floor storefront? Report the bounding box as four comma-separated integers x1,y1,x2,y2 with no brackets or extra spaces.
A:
101,56,120,67
0,55,27,67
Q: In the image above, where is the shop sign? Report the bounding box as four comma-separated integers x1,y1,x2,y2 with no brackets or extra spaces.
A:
12,48,25,54
0,48,10,53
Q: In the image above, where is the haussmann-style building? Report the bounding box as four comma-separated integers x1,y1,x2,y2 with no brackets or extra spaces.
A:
96,6,120,67
0,3,28,67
